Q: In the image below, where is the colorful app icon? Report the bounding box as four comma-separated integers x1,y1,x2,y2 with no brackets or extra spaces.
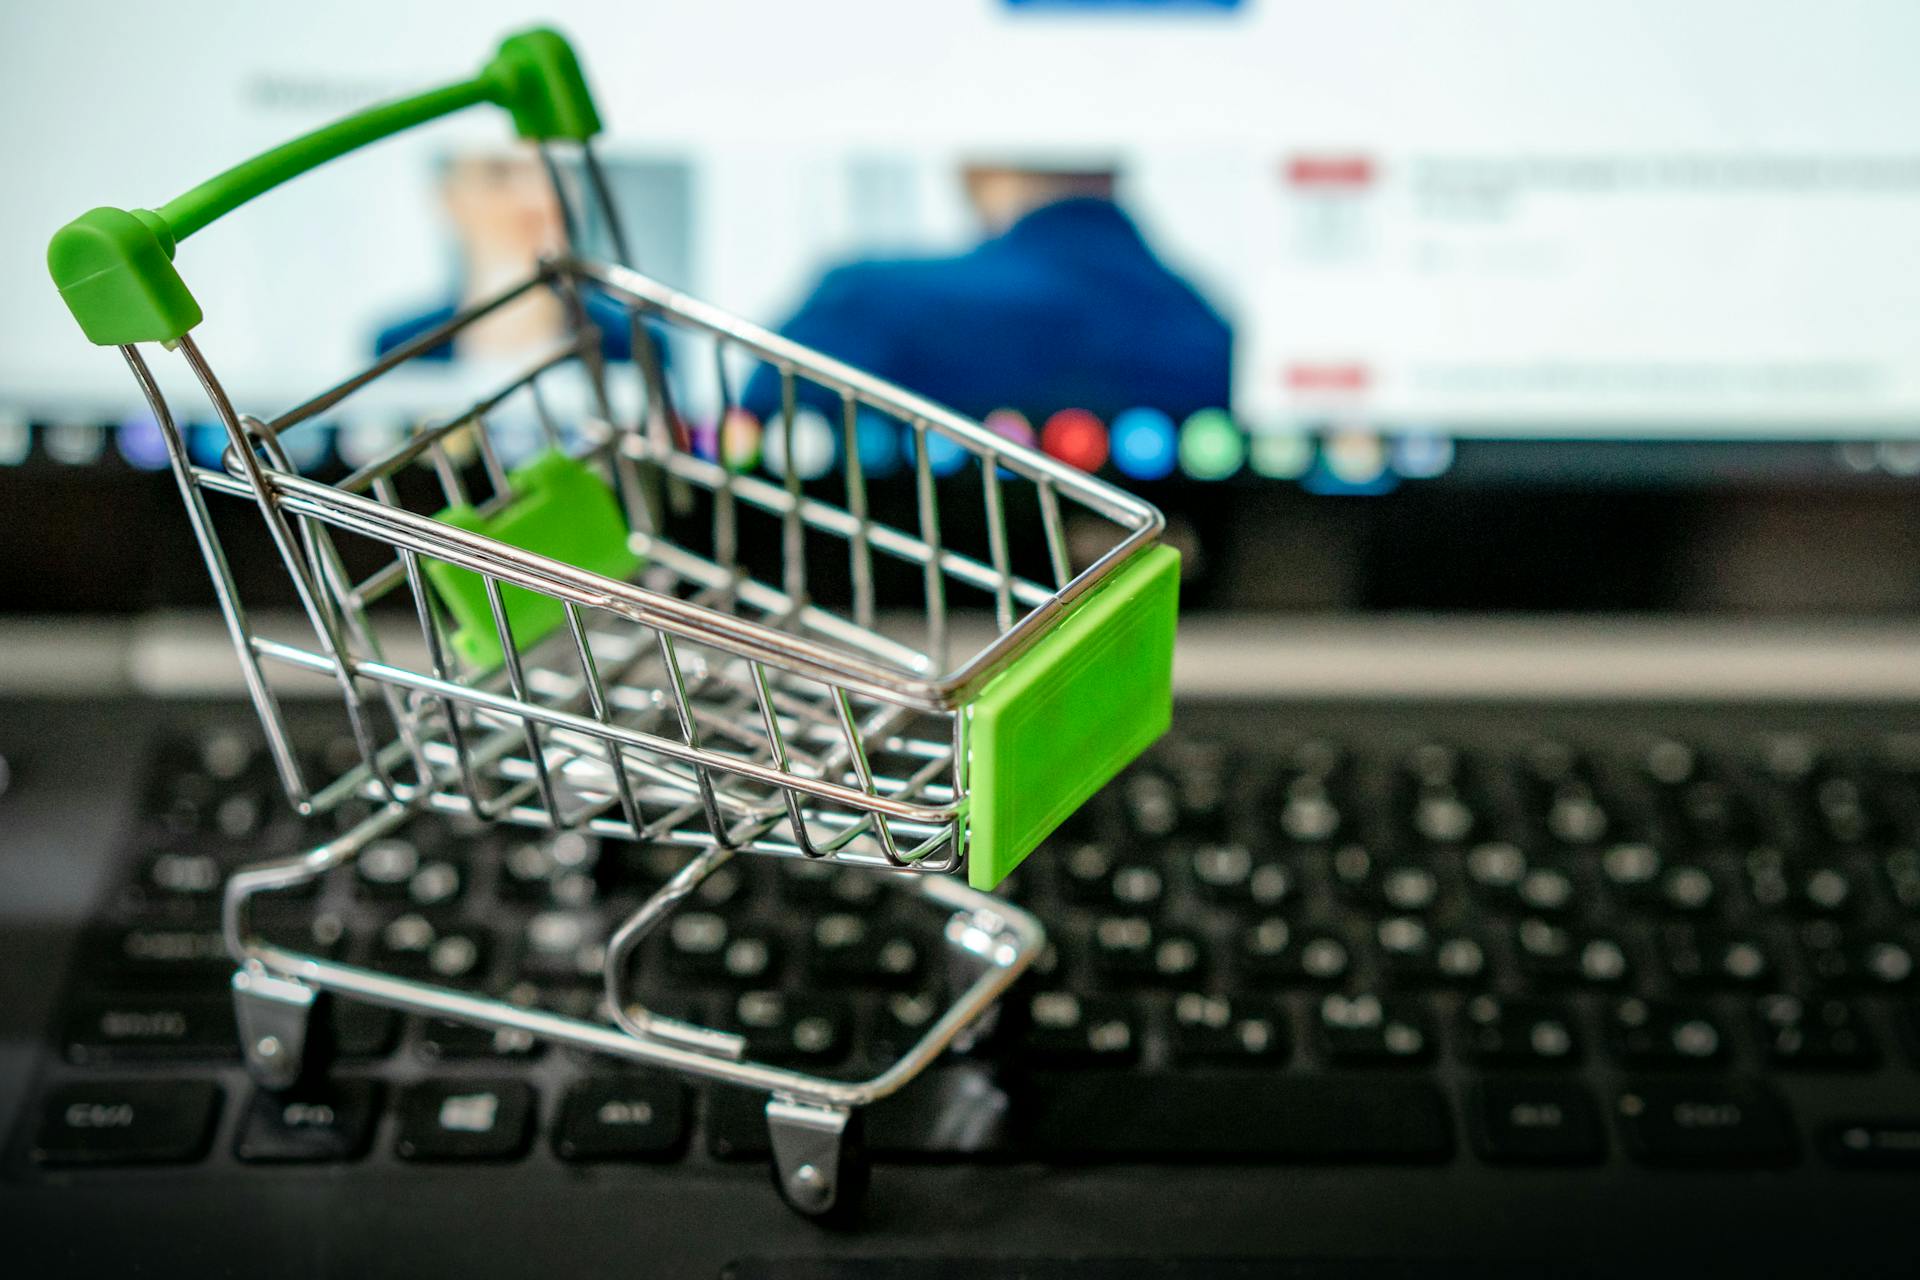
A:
44,422,107,466
115,413,171,471
1390,431,1454,480
719,408,762,473
1041,408,1109,472
764,407,835,481
1110,407,1177,481
1248,429,1312,480
911,425,970,478
853,409,904,480
1178,409,1243,481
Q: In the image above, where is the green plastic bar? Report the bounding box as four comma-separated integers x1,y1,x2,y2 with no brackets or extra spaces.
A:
159,80,492,242
965,543,1181,890
49,27,600,347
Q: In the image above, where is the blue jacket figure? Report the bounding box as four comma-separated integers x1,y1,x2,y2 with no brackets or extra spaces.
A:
742,173,1229,425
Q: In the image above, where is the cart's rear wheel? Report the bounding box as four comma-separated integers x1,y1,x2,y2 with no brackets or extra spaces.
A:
766,1099,868,1224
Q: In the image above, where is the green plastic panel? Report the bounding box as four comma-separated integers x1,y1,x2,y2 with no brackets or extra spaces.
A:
424,449,639,670
965,543,1181,890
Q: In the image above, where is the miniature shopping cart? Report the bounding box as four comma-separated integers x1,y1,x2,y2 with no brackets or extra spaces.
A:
48,28,1177,1215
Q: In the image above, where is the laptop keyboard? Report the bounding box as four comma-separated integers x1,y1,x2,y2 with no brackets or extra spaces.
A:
19,708,1920,1177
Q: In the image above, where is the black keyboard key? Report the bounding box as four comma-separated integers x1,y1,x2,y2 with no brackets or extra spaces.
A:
502,831,601,905
724,991,851,1064
1754,994,1876,1069
1056,841,1171,908
64,992,239,1064
234,1080,379,1163
1799,922,1916,989
1271,774,1345,845
865,1066,1017,1157
1607,998,1729,1066
1661,925,1776,987
1745,848,1856,916
1512,919,1632,986
806,913,924,987
1617,1079,1795,1167
86,922,231,979
1824,1119,1920,1168
393,1079,535,1161
553,1075,688,1162
1457,996,1580,1066
373,915,490,983
663,911,781,985
1885,847,1920,910
1238,917,1350,984
1464,841,1530,902
1468,1079,1604,1165
1395,744,1481,845
31,1080,222,1167
515,909,607,983
1187,843,1293,910
1600,846,1719,914
1105,861,1169,911
356,836,465,908
1168,993,1288,1063
1118,769,1184,839
1020,991,1141,1065
1375,916,1488,985
1807,767,1886,847
138,849,225,900
1317,992,1434,1064
416,1017,544,1061
331,999,399,1059
779,858,882,908
1089,917,1208,985
1543,784,1612,848
1598,841,1663,897
707,1086,773,1160
1017,1072,1453,1162
1466,845,1575,915
1331,846,1441,913
867,990,949,1062
1651,750,1755,850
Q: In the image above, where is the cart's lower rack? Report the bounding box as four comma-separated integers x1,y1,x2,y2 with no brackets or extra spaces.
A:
221,798,1044,1216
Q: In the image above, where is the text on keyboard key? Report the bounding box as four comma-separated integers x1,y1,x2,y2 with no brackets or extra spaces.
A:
1616,1079,1796,1167
32,1080,222,1167
553,1075,688,1162
394,1079,535,1161
235,1080,380,1163
1468,1079,1605,1165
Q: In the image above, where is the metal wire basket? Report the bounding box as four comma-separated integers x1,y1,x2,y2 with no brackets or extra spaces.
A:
49,27,1178,1217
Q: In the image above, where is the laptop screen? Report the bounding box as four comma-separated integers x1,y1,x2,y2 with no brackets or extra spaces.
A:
6,1,1919,614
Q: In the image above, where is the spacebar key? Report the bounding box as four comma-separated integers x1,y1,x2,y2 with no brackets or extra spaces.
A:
1018,1071,1453,1162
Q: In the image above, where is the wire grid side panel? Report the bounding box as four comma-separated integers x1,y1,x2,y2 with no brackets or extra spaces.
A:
233,465,967,862
593,277,1136,682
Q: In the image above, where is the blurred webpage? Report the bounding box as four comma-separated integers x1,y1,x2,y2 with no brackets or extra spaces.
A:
1243,151,1920,434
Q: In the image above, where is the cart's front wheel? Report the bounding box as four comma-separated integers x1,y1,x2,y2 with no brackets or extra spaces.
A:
766,1098,868,1223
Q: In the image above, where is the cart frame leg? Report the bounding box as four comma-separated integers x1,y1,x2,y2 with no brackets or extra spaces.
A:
767,1097,857,1216
232,967,318,1090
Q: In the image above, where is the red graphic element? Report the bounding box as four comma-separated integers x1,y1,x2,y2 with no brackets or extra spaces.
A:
1041,408,1110,472
1284,363,1372,393
1285,155,1376,189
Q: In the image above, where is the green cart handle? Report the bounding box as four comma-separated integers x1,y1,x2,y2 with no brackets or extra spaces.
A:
48,26,600,348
